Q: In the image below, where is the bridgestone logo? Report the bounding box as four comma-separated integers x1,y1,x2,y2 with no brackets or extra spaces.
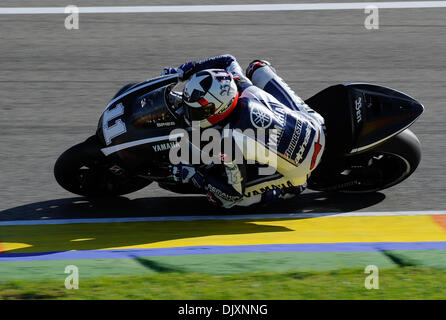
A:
284,120,302,158
206,184,240,201
294,126,312,163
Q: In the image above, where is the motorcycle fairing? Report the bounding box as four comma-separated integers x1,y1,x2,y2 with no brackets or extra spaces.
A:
96,75,182,170
305,83,424,155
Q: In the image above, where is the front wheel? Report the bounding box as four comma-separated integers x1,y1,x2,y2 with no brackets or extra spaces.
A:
54,135,152,197
308,129,421,193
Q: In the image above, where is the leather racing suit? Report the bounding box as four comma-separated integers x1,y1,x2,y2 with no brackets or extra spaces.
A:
170,54,326,208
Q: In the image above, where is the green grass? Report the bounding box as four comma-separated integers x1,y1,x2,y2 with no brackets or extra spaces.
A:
1,267,446,300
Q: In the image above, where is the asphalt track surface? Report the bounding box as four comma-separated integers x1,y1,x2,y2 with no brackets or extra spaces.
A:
1,1,445,220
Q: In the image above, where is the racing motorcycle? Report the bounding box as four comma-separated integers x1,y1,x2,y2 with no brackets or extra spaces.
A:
54,73,424,198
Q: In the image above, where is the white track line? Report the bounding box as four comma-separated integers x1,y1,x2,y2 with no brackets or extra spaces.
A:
0,210,445,226
1,2,446,14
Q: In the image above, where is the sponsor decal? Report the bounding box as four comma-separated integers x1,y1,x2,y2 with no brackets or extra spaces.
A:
250,106,273,129
355,96,363,123
268,129,279,148
207,184,241,202
293,124,314,164
133,111,171,127
270,105,286,142
244,180,295,197
156,121,175,128
152,141,179,152
284,119,303,159
263,102,316,165
259,103,286,151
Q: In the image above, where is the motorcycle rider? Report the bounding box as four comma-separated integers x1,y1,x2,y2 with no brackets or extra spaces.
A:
163,54,326,208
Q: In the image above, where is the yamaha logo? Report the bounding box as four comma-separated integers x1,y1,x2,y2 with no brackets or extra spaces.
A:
250,106,272,129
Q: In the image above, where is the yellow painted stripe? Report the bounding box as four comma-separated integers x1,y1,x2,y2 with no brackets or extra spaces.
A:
2,215,446,253
1,243,32,251
105,215,446,249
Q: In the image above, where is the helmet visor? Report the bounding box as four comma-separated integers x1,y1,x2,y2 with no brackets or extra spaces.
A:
184,103,215,122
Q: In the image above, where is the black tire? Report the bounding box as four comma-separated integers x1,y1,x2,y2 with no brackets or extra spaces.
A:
339,129,421,193
54,135,151,197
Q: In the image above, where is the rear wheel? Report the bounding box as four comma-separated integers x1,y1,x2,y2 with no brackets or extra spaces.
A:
54,135,151,197
308,129,421,193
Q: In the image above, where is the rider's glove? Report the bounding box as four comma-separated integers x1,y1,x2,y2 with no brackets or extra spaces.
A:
172,164,204,189
161,67,183,78
161,61,196,81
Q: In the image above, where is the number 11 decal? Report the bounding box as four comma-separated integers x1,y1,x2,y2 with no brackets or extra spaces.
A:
102,102,127,145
